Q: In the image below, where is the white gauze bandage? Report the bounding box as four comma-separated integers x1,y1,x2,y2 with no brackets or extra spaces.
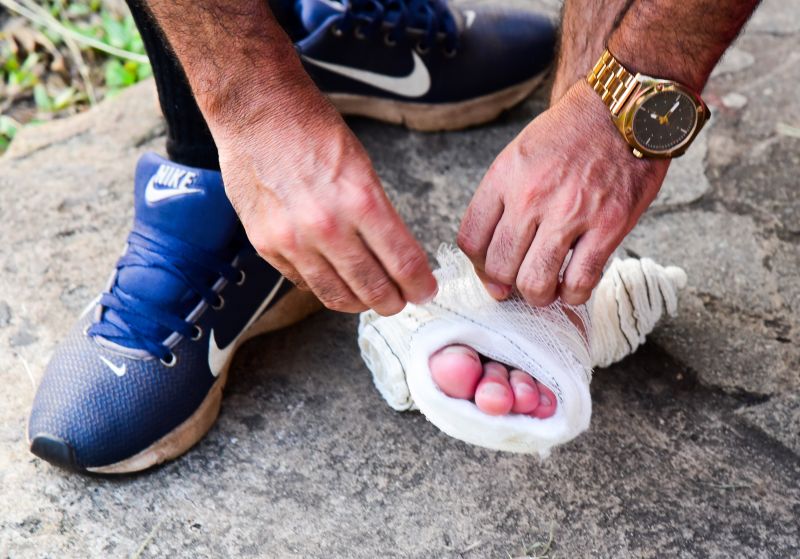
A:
358,245,687,456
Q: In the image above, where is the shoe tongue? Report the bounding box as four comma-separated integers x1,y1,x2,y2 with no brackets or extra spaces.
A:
296,0,344,32
103,153,242,352
133,152,237,252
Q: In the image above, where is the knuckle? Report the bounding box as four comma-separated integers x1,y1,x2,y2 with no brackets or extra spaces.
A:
456,229,482,258
392,250,429,282
518,270,557,305
318,291,358,312
349,190,379,215
484,261,516,286
269,225,297,253
360,274,396,306
569,273,599,294
301,208,339,238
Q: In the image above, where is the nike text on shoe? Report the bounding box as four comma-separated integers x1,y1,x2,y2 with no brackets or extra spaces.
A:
27,153,321,474
286,0,556,130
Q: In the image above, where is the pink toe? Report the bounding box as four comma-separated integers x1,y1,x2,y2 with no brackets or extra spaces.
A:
529,382,557,419
509,370,540,414
429,344,483,399
474,362,514,416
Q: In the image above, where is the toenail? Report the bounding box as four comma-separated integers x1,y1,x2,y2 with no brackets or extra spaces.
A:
516,383,535,394
481,383,508,397
540,394,552,407
484,362,507,376
441,345,477,358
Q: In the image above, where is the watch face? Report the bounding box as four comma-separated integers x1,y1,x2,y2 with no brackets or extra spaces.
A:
632,90,698,153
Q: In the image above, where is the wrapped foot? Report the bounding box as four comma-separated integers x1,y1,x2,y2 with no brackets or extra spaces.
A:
358,245,686,456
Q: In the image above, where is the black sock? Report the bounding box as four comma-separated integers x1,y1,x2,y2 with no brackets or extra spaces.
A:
126,0,220,170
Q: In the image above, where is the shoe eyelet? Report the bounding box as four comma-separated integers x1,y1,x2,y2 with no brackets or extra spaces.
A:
443,46,457,58
161,353,177,367
236,269,246,286
383,33,397,47
354,25,367,40
191,325,203,341
212,295,225,310
414,42,430,55
331,25,344,37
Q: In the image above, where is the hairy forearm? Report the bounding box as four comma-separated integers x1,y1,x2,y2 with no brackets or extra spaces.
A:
143,1,322,131
551,0,760,103
550,0,632,104
608,0,761,91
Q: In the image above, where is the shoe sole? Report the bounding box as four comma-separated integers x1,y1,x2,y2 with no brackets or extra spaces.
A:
327,71,547,132
85,287,323,474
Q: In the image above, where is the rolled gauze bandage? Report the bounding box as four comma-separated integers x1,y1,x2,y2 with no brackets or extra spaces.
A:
358,245,687,456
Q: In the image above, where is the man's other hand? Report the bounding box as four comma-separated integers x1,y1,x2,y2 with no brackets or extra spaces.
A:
458,80,670,307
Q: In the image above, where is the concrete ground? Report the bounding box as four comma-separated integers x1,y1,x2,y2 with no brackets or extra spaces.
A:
1,1,798,557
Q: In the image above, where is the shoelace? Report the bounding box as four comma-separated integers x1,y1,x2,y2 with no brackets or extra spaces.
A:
334,0,459,54
87,225,240,362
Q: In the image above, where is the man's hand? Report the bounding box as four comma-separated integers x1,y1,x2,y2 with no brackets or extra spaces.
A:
209,85,437,316
458,81,669,306
141,0,437,316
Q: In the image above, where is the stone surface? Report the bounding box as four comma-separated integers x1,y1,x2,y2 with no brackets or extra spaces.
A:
1,1,799,557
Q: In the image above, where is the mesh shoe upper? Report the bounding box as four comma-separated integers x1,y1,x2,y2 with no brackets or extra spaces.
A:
28,153,288,470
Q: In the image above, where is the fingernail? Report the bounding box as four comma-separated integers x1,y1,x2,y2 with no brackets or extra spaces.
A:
485,282,509,300
419,285,438,305
540,394,552,407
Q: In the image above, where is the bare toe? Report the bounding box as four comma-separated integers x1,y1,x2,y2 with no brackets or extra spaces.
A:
474,362,514,416
429,344,483,399
509,370,540,414
529,382,557,419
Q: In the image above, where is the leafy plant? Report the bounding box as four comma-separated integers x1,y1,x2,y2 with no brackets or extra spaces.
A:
0,0,151,153
0,114,19,151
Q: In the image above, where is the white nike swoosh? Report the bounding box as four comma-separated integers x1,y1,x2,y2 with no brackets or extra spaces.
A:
99,356,127,377
144,176,203,204
463,9,476,29
207,277,285,377
302,52,431,98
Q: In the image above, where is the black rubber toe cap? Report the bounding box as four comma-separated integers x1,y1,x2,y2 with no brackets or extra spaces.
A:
30,434,84,472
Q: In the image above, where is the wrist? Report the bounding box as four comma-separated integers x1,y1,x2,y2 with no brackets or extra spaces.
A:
195,46,325,135
607,36,708,93
560,81,671,172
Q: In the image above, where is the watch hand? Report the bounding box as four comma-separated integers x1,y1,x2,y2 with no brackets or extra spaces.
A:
667,100,680,115
650,112,659,120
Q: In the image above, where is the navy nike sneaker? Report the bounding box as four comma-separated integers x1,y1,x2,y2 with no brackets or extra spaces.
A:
27,153,321,474
284,0,556,130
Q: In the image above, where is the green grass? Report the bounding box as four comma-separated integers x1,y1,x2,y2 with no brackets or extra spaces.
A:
1,0,151,152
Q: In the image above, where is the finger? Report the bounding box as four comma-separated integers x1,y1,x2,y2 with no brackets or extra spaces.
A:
516,225,577,307
252,246,307,289
358,196,438,305
473,266,513,301
293,252,366,313
457,181,504,273
321,231,406,316
559,230,615,306
484,208,539,287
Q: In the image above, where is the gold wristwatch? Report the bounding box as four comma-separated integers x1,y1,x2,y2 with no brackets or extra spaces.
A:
587,48,710,159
